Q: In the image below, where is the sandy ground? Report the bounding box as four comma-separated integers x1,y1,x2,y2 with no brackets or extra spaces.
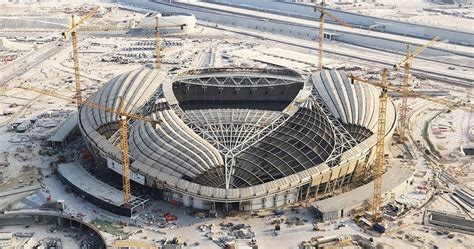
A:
429,109,472,158
0,3,472,248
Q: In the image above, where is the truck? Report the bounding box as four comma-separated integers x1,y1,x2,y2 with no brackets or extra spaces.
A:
373,223,385,233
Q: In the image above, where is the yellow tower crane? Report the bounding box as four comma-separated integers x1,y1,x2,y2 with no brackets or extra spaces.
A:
352,68,390,222
19,86,161,208
314,1,352,70
349,71,472,222
153,15,187,70
155,16,161,70
61,6,100,109
393,36,440,142
372,69,389,222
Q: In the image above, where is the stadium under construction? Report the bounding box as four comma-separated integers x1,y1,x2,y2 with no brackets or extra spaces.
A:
76,67,396,213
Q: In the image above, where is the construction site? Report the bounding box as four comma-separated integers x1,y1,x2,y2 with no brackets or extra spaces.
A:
0,0,473,248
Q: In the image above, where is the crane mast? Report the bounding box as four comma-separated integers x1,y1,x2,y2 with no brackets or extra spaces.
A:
155,16,161,70
318,1,325,70
398,45,410,142
314,1,352,71
119,97,132,207
394,36,440,142
70,17,82,109
372,68,388,222
153,14,187,70
62,6,100,109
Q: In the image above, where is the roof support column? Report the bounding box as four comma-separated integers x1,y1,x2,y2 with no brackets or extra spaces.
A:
224,154,235,190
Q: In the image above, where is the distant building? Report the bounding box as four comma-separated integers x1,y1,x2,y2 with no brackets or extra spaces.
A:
133,12,197,35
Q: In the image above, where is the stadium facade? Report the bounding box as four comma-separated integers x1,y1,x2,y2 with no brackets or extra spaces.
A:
79,68,396,211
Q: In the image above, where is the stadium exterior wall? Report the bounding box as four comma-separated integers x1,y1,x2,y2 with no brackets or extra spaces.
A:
57,169,132,217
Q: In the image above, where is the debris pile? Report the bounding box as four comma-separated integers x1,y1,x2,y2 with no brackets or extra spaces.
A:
198,222,257,248
35,237,62,249
185,207,215,218
134,209,178,229
156,237,190,249
285,216,307,227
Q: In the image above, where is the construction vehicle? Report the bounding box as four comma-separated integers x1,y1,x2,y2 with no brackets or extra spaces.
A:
393,36,440,142
314,1,352,70
373,223,386,233
61,6,100,109
349,70,472,222
18,85,161,208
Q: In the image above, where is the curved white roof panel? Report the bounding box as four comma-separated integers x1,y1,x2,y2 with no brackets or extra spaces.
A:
310,69,394,133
